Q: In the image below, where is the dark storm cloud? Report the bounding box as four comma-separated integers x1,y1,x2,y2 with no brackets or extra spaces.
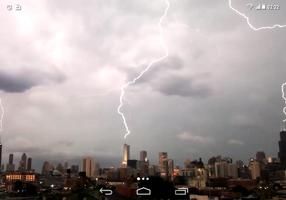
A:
0,68,65,93
0,71,35,93
8,146,46,154
153,74,212,98
122,56,213,98
7,143,48,154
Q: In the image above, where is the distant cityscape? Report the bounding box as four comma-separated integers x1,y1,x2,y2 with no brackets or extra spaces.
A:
0,129,285,199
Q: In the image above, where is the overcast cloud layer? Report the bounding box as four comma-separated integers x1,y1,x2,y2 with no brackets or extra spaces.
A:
0,0,286,170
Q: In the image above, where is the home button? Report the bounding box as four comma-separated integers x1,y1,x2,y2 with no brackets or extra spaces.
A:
136,187,151,196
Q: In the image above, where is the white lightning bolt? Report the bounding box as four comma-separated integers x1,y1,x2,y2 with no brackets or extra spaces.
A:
228,0,286,30
117,0,170,139
282,83,286,123
228,0,286,124
0,98,4,132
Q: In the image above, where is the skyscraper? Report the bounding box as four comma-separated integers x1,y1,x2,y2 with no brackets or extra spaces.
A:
278,130,286,167
18,153,27,172
122,144,130,167
71,165,79,174
9,154,13,164
214,161,228,178
83,157,95,178
6,153,15,172
256,151,266,163
42,161,54,176
168,159,174,177
159,152,168,177
56,163,64,173
0,138,2,172
27,157,32,171
249,159,261,179
64,162,68,171
140,150,147,162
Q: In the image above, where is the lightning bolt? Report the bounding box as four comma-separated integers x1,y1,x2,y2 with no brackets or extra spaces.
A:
117,0,170,139
0,98,4,132
282,83,286,123
228,0,286,124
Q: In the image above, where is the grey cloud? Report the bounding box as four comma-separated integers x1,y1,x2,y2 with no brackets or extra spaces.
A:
57,140,74,147
153,74,212,98
5,136,48,154
177,132,214,144
0,68,65,93
9,146,46,154
227,139,244,146
0,70,36,93
123,56,212,98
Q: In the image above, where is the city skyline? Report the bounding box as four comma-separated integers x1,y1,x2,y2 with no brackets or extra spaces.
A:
0,0,286,169
2,132,285,199
0,129,285,173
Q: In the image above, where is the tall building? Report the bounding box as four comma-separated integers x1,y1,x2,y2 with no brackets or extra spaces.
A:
227,163,238,178
214,161,228,178
56,163,64,173
71,165,79,174
0,138,2,172
64,162,69,171
140,151,147,162
6,154,15,172
127,159,138,169
83,157,95,178
249,159,261,179
94,161,100,177
138,151,149,176
168,159,174,177
214,158,238,178
42,161,54,176
18,153,27,172
9,154,13,164
278,130,286,167
236,160,244,168
122,144,130,167
159,152,168,177
27,157,32,171
256,151,266,163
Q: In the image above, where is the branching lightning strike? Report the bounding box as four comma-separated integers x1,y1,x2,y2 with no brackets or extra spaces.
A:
0,98,4,132
228,0,286,124
282,83,286,122
117,0,170,139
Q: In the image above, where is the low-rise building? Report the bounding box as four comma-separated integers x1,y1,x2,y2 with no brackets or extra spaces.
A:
3,172,36,192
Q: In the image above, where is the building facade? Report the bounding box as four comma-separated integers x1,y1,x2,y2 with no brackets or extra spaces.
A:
122,144,130,167
279,130,286,167
83,157,95,178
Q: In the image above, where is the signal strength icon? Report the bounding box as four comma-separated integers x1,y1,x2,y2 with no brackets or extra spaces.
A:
261,4,266,10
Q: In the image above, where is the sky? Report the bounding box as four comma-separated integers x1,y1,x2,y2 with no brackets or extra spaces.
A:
0,0,286,171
